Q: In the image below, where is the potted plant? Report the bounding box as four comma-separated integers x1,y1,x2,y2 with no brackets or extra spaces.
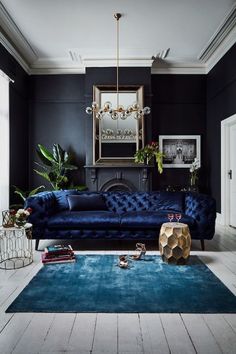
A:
134,141,164,173
34,144,86,191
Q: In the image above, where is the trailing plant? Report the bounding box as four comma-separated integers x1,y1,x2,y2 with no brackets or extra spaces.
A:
34,143,86,191
134,141,164,174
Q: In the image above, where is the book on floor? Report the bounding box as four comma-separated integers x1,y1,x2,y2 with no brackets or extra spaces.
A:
45,244,73,256
41,252,76,264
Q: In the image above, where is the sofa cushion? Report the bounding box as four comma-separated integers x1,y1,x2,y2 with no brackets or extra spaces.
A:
67,194,107,211
53,190,79,211
47,211,120,229
120,211,195,229
149,191,184,212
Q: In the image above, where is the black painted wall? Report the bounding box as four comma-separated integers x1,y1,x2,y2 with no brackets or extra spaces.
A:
0,43,29,204
207,43,236,212
28,75,86,189
2,38,235,208
152,74,207,191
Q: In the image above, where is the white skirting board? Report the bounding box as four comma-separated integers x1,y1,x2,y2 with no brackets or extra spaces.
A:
216,212,224,225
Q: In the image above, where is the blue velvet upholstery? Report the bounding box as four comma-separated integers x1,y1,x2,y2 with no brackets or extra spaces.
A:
67,194,107,211
120,211,195,229
48,211,120,229
25,190,216,242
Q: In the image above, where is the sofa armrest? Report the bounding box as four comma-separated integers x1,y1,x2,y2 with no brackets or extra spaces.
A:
24,191,56,229
184,192,216,239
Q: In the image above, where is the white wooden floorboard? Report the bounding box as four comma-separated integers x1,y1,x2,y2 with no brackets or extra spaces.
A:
181,314,222,354
203,314,236,354
139,313,170,354
0,313,33,354
160,313,196,354
68,313,96,353
12,313,55,354
39,313,76,353
92,313,118,353
118,313,144,353
223,314,236,333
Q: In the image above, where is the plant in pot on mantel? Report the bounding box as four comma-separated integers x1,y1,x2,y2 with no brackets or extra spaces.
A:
134,141,164,174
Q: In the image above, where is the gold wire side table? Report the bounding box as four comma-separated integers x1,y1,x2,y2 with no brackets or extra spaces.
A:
0,223,33,270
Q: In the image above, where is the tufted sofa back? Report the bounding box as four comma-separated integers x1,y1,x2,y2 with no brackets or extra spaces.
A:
52,190,185,214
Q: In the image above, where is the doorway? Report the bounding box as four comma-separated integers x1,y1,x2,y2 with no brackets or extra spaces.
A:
221,114,236,228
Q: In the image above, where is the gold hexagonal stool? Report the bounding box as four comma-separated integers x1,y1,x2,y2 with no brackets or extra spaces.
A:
159,222,191,264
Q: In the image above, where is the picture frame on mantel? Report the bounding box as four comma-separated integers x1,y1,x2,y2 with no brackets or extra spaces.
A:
159,135,201,168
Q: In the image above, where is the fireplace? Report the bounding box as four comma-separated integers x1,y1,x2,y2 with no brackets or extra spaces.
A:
85,164,152,192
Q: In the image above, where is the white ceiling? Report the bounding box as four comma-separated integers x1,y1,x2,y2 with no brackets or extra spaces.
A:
0,0,236,74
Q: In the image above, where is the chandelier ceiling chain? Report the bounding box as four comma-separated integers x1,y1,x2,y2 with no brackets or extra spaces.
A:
86,13,151,120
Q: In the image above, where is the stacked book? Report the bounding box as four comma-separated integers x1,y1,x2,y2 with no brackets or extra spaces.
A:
41,244,76,264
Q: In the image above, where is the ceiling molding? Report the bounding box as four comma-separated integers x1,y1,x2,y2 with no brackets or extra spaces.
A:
30,67,86,75
205,25,236,73
0,3,37,64
82,57,153,67
198,3,236,72
151,61,206,75
0,31,30,74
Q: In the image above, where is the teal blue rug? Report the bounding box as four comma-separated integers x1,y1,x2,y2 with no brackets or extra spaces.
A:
6,255,236,313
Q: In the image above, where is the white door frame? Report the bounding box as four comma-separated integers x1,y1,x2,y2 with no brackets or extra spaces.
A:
221,113,236,226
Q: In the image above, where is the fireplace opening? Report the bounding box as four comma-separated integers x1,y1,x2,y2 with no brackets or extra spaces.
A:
100,179,136,192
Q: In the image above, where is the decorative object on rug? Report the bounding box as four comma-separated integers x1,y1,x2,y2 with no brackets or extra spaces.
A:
0,223,33,270
34,143,86,191
118,255,129,269
159,222,191,264
131,243,146,260
86,13,150,120
159,135,201,168
15,208,32,227
189,157,200,187
2,209,16,227
41,244,75,264
134,141,164,173
6,255,236,313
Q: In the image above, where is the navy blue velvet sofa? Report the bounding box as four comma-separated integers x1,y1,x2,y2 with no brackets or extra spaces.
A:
25,190,216,250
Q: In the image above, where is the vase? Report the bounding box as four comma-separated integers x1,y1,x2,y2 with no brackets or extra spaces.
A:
2,210,15,228
15,220,27,227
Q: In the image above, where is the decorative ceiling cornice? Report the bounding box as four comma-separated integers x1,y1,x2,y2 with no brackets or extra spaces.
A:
0,2,235,75
151,61,207,75
198,3,236,73
0,3,37,65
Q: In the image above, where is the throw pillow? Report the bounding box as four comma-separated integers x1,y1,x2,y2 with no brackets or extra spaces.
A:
67,194,108,211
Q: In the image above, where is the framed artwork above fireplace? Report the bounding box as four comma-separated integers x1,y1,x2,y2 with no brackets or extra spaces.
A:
159,135,201,168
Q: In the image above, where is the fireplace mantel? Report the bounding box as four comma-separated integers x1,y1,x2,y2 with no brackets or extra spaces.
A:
84,164,153,192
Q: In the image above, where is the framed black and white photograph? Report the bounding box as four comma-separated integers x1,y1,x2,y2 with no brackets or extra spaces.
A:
159,135,201,168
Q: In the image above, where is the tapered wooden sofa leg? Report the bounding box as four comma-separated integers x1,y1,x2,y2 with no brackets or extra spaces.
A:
35,239,40,251
200,239,205,251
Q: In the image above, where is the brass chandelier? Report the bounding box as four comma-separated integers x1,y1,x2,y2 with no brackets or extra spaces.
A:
86,13,151,120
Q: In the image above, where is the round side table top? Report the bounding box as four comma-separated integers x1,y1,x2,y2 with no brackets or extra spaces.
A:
0,223,32,231
162,222,187,228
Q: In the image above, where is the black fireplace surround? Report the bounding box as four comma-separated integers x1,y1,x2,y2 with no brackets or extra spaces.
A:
85,164,152,192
